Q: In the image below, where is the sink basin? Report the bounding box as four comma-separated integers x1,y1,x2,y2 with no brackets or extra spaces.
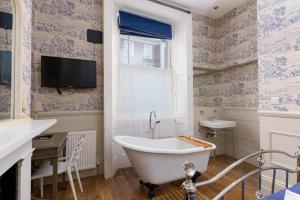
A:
200,119,236,129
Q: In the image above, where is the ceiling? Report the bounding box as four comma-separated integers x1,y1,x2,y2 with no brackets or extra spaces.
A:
160,0,249,18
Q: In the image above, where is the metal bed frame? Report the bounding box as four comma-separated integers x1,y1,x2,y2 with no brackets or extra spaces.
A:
182,148,300,200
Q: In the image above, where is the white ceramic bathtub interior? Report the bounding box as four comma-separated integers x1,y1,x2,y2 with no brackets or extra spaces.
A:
114,136,216,185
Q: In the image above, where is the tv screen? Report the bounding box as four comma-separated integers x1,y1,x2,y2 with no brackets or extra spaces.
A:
41,56,97,89
0,51,12,86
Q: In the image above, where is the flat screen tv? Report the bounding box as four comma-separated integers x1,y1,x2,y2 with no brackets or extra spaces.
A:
0,51,12,86
41,56,97,89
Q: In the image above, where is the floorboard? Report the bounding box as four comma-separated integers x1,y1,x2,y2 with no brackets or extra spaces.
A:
40,155,258,200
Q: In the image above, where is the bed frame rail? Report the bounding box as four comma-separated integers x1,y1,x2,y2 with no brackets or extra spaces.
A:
182,148,300,200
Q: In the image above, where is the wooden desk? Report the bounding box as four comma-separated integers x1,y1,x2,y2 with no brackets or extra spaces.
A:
32,132,68,200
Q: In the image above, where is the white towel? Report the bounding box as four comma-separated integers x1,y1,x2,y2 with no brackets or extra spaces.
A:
284,190,300,200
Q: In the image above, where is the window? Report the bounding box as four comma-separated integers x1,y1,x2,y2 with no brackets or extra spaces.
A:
119,35,172,118
120,35,170,69
143,44,153,60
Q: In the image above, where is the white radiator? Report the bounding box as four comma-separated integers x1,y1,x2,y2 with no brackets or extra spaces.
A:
66,130,97,170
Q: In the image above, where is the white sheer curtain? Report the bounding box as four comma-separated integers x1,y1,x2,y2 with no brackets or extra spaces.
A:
116,118,177,139
118,64,173,118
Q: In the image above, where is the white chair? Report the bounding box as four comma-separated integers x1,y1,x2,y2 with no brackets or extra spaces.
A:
32,135,86,200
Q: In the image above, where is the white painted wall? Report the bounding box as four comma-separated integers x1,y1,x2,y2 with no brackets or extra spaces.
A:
104,0,119,179
104,0,193,179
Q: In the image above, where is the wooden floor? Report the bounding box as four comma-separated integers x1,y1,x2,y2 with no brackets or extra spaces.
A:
41,155,258,200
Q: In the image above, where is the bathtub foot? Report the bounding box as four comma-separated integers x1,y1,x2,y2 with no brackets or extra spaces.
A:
192,171,201,183
139,180,158,199
139,180,144,186
146,183,158,199
148,189,155,199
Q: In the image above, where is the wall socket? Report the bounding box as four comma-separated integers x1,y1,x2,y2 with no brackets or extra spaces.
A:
271,97,280,105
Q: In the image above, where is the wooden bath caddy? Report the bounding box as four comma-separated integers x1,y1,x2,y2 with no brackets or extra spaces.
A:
177,136,213,148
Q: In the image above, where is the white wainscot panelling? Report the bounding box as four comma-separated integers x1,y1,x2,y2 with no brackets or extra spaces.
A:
221,108,259,164
269,131,300,169
193,106,260,160
260,115,300,195
223,109,260,164
36,111,103,175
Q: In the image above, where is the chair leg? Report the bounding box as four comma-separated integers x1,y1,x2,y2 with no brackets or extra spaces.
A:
75,164,83,192
67,168,78,200
40,178,44,198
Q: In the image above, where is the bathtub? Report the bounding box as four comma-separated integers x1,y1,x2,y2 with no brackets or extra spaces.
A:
114,136,216,185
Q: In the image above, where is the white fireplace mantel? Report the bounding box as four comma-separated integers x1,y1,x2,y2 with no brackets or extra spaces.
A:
0,119,56,199
0,119,56,163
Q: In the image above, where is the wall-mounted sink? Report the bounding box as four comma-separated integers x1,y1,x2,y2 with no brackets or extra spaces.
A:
200,119,236,129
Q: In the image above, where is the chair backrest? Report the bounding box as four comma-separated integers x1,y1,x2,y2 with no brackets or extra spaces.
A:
68,135,86,167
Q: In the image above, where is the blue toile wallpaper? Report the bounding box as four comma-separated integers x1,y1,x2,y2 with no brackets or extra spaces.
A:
193,0,257,72
216,0,257,69
192,13,218,70
31,0,103,112
193,0,258,108
194,61,258,108
0,0,12,113
258,0,300,112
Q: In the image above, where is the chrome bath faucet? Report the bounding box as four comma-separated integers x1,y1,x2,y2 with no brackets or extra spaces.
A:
149,111,160,139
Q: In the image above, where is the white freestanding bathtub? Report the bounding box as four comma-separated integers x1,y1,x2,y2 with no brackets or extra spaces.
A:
114,136,216,185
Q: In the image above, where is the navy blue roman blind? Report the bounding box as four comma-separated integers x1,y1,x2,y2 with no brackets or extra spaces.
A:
118,11,172,40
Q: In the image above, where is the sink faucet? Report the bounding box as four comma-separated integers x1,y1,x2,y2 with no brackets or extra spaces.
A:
149,111,160,138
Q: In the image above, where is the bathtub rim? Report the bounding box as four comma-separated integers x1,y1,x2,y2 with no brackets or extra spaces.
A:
113,135,216,154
